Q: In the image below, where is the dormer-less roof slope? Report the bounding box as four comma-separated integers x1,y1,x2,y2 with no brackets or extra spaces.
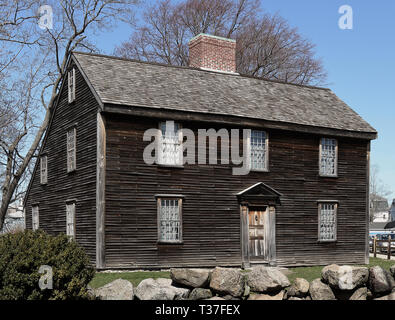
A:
72,51,377,139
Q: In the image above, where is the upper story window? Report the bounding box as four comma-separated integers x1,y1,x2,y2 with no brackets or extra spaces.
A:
157,197,183,243
68,68,76,103
250,130,269,171
319,138,337,177
40,155,48,184
67,127,76,172
32,205,39,231
66,202,76,238
158,121,182,166
318,202,337,242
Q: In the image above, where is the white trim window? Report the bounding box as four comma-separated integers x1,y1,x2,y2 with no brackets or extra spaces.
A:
32,205,39,231
40,155,48,184
319,138,338,176
68,68,76,103
158,198,182,243
318,202,337,242
249,130,269,171
66,202,76,238
158,121,182,166
67,127,76,172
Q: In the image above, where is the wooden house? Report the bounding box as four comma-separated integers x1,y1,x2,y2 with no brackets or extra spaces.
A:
24,34,377,269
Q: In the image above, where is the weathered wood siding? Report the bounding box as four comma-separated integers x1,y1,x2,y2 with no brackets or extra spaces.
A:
104,113,369,268
25,64,98,262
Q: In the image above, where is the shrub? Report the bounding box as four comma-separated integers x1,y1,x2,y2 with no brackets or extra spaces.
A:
0,230,95,300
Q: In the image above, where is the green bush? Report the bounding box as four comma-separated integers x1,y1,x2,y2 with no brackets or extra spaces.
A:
0,230,95,300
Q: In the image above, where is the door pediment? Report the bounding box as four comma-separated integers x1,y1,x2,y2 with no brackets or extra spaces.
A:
237,182,282,206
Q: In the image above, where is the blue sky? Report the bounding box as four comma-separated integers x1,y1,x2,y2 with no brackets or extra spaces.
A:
94,0,395,200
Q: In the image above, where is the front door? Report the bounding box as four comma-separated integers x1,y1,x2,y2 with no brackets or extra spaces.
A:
240,204,276,267
238,183,280,267
248,208,267,259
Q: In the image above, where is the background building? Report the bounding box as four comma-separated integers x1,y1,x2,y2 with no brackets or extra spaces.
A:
1,202,25,234
370,197,390,222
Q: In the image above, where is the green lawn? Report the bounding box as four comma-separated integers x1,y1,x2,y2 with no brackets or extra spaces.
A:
288,257,395,283
90,271,170,289
90,257,395,288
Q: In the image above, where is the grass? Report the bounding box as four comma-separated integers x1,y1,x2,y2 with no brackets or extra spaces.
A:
90,271,170,289
287,265,323,283
288,257,395,283
90,257,395,288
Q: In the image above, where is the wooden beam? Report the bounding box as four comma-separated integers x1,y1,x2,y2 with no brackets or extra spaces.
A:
96,112,106,269
103,103,377,141
240,205,250,268
266,206,277,266
365,141,371,264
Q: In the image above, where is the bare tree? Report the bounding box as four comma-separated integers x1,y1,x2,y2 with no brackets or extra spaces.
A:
236,14,326,84
0,57,43,208
369,164,392,222
114,0,327,85
0,0,139,230
116,0,189,66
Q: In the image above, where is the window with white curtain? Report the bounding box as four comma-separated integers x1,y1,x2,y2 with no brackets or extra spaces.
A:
66,202,75,238
318,202,337,242
250,130,268,171
40,155,48,184
319,138,337,176
32,205,39,231
158,121,182,166
68,68,76,103
67,127,76,172
157,198,182,243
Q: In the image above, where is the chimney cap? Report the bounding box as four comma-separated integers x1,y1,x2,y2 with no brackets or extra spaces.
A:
189,33,236,44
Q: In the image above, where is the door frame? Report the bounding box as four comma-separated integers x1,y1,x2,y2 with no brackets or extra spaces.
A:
237,182,282,268
241,204,276,268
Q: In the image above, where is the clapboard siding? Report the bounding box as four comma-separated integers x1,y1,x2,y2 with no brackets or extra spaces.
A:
24,64,98,262
104,114,369,268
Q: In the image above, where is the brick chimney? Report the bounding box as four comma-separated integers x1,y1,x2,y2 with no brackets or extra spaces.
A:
188,34,237,74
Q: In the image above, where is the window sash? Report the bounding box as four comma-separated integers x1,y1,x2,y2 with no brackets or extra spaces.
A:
40,155,47,184
67,128,76,172
250,130,268,171
66,203,75,238
158,122,182,166
157,198,182,243
319,138,337,176
318,203,337,242
68,68,76,103
32,206,39,231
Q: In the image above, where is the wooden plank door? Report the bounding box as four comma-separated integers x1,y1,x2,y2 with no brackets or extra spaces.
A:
248,210,265,258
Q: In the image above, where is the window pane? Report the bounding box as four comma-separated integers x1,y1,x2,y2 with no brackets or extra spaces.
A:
159,122,182,165
66,203,75,238
250,130,267,171
159,199,181,242
67,128,76,172
319,203,336,241
320,138,337,176
68,69,75,103
32,206,39,231
40,155,47,184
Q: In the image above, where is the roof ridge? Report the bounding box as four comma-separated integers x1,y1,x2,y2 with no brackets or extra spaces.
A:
72,51,330,91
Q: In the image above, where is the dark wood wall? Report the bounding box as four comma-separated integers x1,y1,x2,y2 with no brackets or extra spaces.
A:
104,113,369,268
25,64,98,262
24,64,370,268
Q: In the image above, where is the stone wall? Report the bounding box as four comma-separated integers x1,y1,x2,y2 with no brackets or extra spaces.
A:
93,264,395,300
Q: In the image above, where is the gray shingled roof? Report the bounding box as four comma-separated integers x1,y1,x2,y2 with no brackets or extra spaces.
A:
72,52,376,135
